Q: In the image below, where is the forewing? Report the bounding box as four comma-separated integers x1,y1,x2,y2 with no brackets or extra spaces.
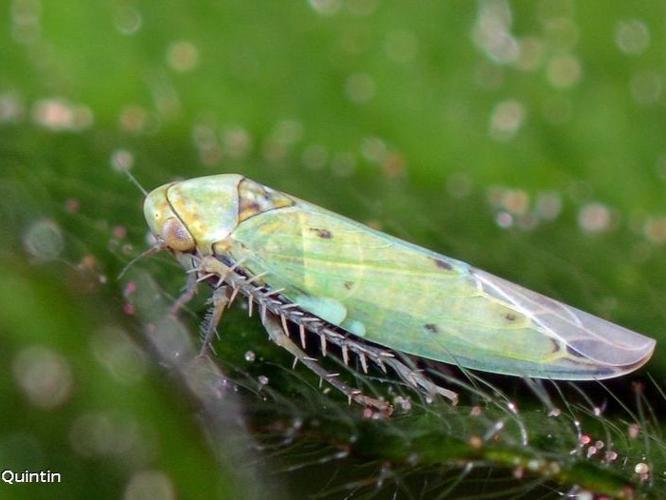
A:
227,203,655,380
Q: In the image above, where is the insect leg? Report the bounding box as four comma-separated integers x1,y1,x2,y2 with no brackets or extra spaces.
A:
200,285,232,356
383,356,458,405
169,271,199,318
260,311,393,416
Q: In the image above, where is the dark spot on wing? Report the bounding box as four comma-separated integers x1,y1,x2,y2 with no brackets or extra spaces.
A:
344,281,354,290
424,323,439,334
309,228,333,239
565,344,587,359
505,312,517,322
432,258,452,270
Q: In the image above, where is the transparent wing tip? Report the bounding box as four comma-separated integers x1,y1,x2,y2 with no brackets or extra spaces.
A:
565,323,656,368
567,333,656,380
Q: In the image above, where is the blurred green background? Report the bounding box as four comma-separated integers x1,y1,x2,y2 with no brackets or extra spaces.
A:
1,0,666,498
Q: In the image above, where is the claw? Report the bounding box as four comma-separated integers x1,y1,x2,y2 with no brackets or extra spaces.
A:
359,353,368,374
320,334,327,357
299,324,306,349
280,314,290,337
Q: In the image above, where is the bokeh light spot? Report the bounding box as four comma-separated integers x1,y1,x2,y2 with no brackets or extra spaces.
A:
113,6,142,36
124,470,175,500
345,73,376,103
222,126,253,159
23,219,64,261
472,0,519,64
308,0,341,16
32,98,93,132
166,41,199,72
0,91,24,123
578,202,612,234
643,217,666,244
615,20,650,55
489,99,525,141
12,346,73,409
546,54,582,89
70,412,148,461
514,37,544,72
110,149,135,172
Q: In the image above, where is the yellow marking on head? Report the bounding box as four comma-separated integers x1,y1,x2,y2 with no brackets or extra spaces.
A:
163,174,243,255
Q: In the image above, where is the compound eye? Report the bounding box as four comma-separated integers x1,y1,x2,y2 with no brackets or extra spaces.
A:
162,217,195,252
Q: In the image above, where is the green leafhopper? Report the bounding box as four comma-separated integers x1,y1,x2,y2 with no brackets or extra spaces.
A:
143,174,656,412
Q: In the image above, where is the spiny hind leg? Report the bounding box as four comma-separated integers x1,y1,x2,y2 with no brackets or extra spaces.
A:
316,325,458,405
260,311,393,416
199,285,232,356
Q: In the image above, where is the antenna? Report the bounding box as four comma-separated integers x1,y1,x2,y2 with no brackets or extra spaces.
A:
118,169,159,280
125,169,149,196
118,244,164,280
